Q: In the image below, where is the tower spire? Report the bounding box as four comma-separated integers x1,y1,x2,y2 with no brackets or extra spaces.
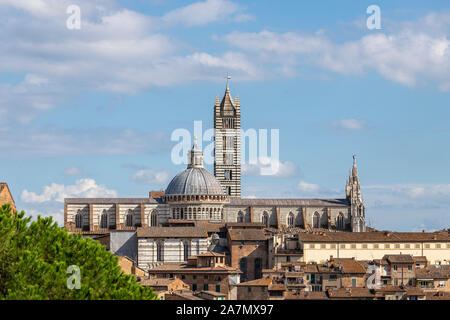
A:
225,73,231,91
352,154,358,177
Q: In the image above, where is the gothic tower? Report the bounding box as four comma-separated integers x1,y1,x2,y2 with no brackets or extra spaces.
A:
346,155,366,232
214,80,241,197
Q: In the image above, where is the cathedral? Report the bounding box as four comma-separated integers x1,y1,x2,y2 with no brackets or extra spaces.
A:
64,82,366,234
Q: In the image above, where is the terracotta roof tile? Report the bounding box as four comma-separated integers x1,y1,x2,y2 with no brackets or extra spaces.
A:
228,228,267,241
299,231,450,243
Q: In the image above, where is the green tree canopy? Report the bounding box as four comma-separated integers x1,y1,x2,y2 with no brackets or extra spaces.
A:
0,204,158,300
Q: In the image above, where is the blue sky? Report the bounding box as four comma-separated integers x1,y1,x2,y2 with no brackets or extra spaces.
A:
1,0,449,231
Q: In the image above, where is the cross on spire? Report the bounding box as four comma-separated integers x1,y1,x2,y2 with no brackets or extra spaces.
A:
225,73,231,90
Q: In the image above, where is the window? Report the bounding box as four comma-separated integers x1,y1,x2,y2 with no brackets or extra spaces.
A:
336,213,344,230
100,211,108,229
261,287,265,292
157,241,163,262
321,244,326,249
351,244,356,249
241,240,245,246
408,265,412,271
287,213,294,228
330,275,337,281
373,244,379,249
226,186,232,196
395,244,400,249
248,287,251,293
204,284,209,291
224,170,232,180
216,285,220,292
436,244,441,249
150,210,158,226
223,118,234,128
393,265,398,271
385,244,390,249
313,212,320,229
362,244,367,249
262,212,269,227
183,241,189,261
75,211,82,228
239,258,247,281
126,210,133,227
255,258,262,279
416,244,421,249
224,152,233,165
352,278,356,287
193,284,197,291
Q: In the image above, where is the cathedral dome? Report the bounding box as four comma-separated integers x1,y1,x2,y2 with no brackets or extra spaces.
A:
165,137,224,196
165,166,224,195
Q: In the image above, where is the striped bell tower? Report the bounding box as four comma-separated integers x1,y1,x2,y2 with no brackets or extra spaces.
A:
214,78,241,198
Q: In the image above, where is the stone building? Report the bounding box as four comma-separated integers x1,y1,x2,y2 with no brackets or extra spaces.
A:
136,226,210,270
0,182,16,212
226,223,268,282
146,254,241,300
297,230,450,264
64,82,367,233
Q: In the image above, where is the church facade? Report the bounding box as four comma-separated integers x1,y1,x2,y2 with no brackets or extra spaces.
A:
64,83,366,234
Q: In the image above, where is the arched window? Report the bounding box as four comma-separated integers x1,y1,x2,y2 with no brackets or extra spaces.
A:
262,212,269,228
287,212,294,228
245,211,251,222
75,210,82,228
183,241,190,261
100,210,108,229
313,212,320,229
150,210,158,227
157,241,164,262
337,213,344,230
237,211,244,223
126,210,133,227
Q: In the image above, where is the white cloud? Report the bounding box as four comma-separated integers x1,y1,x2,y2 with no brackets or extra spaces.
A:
242,157,297,177
222,12,450,90
131,168,171,185
0,0,260,123
162,0,241,26
331,118,366,131
297,181,320,194
364,183,450,208
21,178,117,203
0,126,170,157
63,166,83,176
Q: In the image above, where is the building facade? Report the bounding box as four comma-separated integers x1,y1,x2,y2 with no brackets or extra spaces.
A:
64,83,366,233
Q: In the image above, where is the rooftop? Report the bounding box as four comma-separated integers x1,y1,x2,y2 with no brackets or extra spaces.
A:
137,226,208,238
228,228,267,241
299,231,450,243
229,198,350,207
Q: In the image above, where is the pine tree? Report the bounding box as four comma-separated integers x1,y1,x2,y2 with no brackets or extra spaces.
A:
0,204,158,300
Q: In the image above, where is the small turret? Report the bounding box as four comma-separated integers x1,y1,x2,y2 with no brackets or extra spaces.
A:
188,136,204,168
